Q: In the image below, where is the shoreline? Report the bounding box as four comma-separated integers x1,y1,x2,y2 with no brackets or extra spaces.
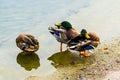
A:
25,37,120,80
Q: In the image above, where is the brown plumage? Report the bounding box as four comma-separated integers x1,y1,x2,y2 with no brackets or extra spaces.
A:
16,34,39,52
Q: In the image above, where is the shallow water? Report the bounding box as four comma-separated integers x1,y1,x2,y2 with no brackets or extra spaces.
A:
0,0,91,80
0,0,120,80
48,50,96,68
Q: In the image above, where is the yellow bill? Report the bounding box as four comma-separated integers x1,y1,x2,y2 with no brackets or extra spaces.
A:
54,23,61,27
85,33,90,39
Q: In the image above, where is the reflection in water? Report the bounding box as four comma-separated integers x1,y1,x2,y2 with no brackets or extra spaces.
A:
16,52,40,71
48,50,95,68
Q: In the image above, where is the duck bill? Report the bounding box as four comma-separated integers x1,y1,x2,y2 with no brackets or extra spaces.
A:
55,23,61,27
85,33,90,39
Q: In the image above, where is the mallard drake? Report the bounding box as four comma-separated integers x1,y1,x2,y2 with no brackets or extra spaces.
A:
48,26,68,43
68,29,100,57
49,21,80,52
16,34,39,52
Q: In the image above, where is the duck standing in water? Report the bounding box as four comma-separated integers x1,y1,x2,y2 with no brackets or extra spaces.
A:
49,21,80,52
16,34,39,52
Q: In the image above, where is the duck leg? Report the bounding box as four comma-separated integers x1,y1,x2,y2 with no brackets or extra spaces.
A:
60,42,62,52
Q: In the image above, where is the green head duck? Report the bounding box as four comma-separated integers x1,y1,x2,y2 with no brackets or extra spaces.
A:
55,21,72,29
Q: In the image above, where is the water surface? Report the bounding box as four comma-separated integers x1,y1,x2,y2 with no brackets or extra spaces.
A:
0,0,120,80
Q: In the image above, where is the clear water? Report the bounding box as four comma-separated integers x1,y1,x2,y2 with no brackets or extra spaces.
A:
0,0,120,80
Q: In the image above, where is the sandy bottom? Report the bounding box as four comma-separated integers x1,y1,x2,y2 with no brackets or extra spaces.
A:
103,71,120,80
25,37,120,80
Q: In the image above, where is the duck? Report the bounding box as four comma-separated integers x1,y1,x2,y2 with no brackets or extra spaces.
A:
16,33,39,52
49,21,100,57
68,29,100,57
49,21,80,52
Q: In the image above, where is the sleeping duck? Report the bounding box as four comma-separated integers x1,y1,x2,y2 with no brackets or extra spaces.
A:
16,34,39,52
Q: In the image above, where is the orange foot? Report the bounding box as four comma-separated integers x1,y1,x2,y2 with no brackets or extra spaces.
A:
80,51,85,55
79,51,91,57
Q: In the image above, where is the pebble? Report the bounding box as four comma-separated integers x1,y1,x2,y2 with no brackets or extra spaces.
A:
116,59,120,63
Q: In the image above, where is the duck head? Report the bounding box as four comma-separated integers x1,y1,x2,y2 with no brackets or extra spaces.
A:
55,21,72,29
81,29,90,39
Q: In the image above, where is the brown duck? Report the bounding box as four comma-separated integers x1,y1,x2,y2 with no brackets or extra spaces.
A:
16,34,39,52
